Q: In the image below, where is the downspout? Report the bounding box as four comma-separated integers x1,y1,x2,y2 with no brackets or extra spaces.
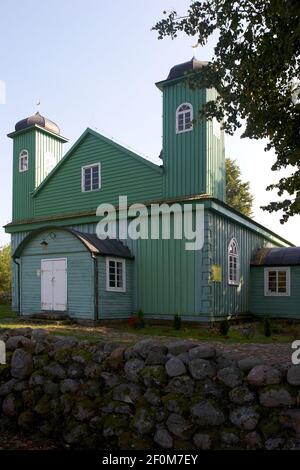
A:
91,253,99,321
13,257,21,317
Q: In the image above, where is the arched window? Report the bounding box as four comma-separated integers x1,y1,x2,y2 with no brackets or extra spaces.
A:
19,149,29,172
228,238,239,285
176,103,193,134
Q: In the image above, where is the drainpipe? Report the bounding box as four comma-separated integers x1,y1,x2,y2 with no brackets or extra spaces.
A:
91,253,99,322
13,257,21,317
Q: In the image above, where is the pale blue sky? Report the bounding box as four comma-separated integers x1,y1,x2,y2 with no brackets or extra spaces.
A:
0,0,299,246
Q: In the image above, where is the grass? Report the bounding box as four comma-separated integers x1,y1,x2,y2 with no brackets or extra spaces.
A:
0,304,299,345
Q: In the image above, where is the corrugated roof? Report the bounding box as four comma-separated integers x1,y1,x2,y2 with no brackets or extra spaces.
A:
251,247,300,266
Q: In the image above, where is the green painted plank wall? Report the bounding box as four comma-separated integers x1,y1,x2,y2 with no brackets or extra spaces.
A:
162,82,207,199
20,229,94,319
12,131,36,221
34,133,163,217
250,266,300,318
98,257,134,319
35,129,64,187
207,210,276,319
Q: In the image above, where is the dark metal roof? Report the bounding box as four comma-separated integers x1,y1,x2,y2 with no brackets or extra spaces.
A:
167,57,208,81
69,230,134,258
251,247,300,266
15,112,60,135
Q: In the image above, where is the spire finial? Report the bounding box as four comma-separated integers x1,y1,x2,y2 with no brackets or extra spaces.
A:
36,100,41,114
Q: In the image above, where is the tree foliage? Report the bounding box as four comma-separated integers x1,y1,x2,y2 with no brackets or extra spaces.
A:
0,245,12,295
153,1,300,222
226,158,253,217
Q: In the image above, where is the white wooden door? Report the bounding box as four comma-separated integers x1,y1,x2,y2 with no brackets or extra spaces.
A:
41,259,67,311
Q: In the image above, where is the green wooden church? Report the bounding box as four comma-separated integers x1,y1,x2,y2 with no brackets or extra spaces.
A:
4,58,300,322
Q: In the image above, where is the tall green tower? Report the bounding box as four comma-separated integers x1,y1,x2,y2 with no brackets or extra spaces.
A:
8,112,68,221
156,58,225,201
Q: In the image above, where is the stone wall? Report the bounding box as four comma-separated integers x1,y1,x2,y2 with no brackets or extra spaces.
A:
0,328,300,450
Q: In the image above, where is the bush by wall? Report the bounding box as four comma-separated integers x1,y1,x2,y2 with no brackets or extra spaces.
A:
0,328,300,450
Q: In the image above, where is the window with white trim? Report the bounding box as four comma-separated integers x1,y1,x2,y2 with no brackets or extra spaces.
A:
19,150,29,172
176,103,193,134
81,163,101,192
106,258,126,292
264,267,290,296
228,238,240,285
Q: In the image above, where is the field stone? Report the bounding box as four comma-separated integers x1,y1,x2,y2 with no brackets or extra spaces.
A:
165,375,194,397
259,387,296,407
52,336,78,352
167,340,199,356
133,408,154,435
166,413,193,439
193,433,211,450
113,383,141,403
165,357,186,377
229,386,256,405
188,358,216,380
217,367,243,388
144,388,161,406
124,358,145,382
191,400,225,426
44,363,66,380
60,379,80,394
238,357,264,372
244,431,263,449
2,394,20,417
230,406,260,430
11,349,33,379
31,329,49,341
154,428,173,449
265,438,285,450
221,432,240,446
0,378,18,396
100,372,119,388
133,338,167,359
6,336,33,351
146,351,167,365
247,365,282,387
188,345,216,360
287,366,300,386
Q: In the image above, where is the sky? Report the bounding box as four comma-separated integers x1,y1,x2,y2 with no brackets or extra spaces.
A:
0,0,299,246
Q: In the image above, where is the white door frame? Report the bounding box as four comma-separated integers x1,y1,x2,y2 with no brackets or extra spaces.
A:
41,258,67,311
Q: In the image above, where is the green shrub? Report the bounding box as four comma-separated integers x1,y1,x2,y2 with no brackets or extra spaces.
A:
173,314,182,330
137,309,145,329
219,319,230,336
263,317,272,337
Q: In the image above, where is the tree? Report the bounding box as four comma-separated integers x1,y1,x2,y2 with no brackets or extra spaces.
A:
225,158,253,217
0,245,12,296
153,1,300,222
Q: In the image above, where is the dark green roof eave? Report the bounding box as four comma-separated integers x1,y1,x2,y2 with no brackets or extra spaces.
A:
32,127,163,197
3,193,294,247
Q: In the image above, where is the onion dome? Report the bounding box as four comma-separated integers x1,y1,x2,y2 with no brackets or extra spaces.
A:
15,111,60,135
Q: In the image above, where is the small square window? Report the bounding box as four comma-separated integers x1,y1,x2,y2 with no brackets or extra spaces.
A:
264,267,290,296
82,163,101,192
106,258,126,292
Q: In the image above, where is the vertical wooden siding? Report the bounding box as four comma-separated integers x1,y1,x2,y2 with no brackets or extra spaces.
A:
207,211,275,319
20,229,94,319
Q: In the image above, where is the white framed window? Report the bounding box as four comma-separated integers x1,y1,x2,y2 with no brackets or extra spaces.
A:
81,163,101,192
228,238,240,285
176,103,193,134
19,149,29,172
264,267,291,296
106,257,126,292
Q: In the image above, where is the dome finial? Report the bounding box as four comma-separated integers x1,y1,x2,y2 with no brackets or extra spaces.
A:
36,99,41,114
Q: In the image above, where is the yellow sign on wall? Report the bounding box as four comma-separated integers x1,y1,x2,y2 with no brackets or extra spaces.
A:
211,265,222,282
